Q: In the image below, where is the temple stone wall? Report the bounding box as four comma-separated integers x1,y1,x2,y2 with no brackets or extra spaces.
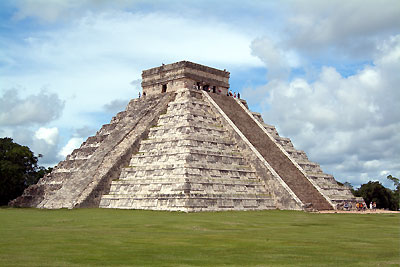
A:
142,61,230,96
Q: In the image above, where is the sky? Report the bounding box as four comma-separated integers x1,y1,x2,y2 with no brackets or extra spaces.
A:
0,0,399,189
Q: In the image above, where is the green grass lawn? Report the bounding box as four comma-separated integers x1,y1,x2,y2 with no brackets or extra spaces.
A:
0,209,398,266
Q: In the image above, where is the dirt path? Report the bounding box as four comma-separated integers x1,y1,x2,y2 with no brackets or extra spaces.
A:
318,209,400,214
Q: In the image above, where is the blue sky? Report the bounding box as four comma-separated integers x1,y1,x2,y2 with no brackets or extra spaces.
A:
0,0,399,189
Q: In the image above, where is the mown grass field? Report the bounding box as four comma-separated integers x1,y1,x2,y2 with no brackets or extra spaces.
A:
0,208,399,266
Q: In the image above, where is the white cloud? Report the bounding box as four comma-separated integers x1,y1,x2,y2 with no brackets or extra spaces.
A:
0,89,65,126
58,137,84,158
251,37,293,80
7,126,61,165
12,0,135,22
247,35,400,187
13,0,76,22
39,11,259,67
103,99,130,114
75,126,97,138
34,127,59,145
284,0,400,61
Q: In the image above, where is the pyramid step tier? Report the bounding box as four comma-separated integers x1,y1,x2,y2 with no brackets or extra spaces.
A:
148,122,227,138
158,111,219,126
129,149,249,166
100,193,275,211
107,182,270,195
121,164,258,180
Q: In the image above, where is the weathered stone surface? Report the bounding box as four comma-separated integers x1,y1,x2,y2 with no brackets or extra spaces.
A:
142,61,230,96
11,61,361,211
232,96,361,209
208,92,333,210
100,89,275,211
11,93,174,208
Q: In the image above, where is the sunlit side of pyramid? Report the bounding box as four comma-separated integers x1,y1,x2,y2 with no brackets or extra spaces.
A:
99,89,275,211
11,61,361,211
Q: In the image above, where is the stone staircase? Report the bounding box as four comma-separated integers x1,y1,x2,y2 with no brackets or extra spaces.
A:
100,89,275,211
10,93,173,208
249,112,360,208
208,93,333,210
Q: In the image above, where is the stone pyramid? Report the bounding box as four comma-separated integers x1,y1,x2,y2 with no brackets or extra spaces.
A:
99,89,275,211
11,61,361,211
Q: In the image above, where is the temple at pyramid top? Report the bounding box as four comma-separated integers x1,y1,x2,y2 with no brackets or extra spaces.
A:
141,61,230,95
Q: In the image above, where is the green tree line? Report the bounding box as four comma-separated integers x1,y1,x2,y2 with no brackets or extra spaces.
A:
340,176,399,211
0,137,52,206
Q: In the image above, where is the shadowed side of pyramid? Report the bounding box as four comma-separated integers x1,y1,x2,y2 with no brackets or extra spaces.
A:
207,93,333,210
206,92,361,210
248,112,361,209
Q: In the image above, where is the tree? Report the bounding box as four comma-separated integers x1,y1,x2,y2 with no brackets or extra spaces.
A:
354,181,398,210
0,138,41,206
387,175,399,190
339,181,357,195
343,181,353,189
387,175,400,210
